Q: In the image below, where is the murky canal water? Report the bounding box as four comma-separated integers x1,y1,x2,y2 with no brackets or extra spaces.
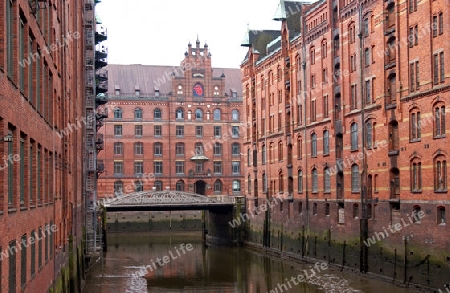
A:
83,232,416,293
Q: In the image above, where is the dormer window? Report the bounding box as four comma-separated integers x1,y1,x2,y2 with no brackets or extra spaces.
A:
135,85,140,96
232,91,237,98
115,85,120,96
177,85,183,95
214,86,220,96
155,89,160,97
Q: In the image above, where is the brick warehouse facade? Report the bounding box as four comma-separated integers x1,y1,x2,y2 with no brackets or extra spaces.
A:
97,40,244,198
241,0,449,290
0,0,88,292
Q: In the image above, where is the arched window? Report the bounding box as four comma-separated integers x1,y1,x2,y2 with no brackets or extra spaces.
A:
298,170,303,193
114,108,122,119
437,206,446,225
154,108,161,119
195,143,204,155
311,133,317,157
154,180,163,191
154,142,162,156
134,180,143,192
134,108,143,119
195,109,203,120
232,109,239,121
175,142,185,156
323,130,329,155
410,158,422,192
213,109,221,121
435,155,447,191
114,180,123,195
351,122,358,150
324,167,331,192
176,180,185,191
177,84,183,95
176,108,184,119
351,164,360,192
353,203,359,218
214,180,222,192
413,205,422,223
213,142,222,156
134,142,143,155
262,173,267,192
232,143,240,155
312,168,318,193
434,104,445,137
232,180,241,192
262,144,266,164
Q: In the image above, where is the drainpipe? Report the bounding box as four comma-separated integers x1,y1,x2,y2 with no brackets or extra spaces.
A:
300,8,310,256
358,3,369,274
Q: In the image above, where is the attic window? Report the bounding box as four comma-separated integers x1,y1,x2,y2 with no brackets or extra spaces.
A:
115,85,120,96
135,86,140,96
155,89,160,97
232,91,237,98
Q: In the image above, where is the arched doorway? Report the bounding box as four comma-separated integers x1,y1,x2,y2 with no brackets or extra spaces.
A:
194,180,207,195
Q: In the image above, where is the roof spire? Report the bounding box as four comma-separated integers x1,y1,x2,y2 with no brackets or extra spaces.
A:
273,0,286,21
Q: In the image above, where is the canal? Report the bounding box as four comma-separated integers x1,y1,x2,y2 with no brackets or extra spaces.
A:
83,232,416,293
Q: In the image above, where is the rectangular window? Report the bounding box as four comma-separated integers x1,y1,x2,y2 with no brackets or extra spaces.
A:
31,231,36,276
214,161,222,174
195,126,203,137
440,52,445,83
19,19,25,92
135,125,143,136
232,126,239,138
277,113,282,131
21,235,27,286
20,138,25,204
311,100,316,122
433,15,438,37
134,143,143,155
114,125,122,136
351,84,357,109
9,240,16,292
323,95,328,118
134,161,143,175
38,228,42,268
433,54,439,85
232,161,240,174
322,68,327,84
176,125,184,137
28,37,34,102
365,80,371,104
154,161,163,174
176,143,184,156
364,48,370,66
175,161,184,174
113,161,123,174
7,0,14,77
350,55,356,72
214,126,221,137
311,74,315,88
438,12,443,35
154,125,162,137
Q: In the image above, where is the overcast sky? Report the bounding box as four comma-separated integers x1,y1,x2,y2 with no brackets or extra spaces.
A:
96,0,282,68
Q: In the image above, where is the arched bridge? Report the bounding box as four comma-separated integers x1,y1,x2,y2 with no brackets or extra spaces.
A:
102,190,240,212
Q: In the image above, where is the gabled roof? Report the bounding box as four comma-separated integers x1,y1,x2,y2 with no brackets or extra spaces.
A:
106,64,242,96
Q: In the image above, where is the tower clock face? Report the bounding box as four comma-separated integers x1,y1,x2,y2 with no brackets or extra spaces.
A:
193,83,204,97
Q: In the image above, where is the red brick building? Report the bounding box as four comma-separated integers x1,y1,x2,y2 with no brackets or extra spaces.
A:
241,0,449,289
0,0,87,292
97,40,244,198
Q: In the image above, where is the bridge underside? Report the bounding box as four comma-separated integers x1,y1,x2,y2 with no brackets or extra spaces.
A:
103,190,234,212
105,203,233,212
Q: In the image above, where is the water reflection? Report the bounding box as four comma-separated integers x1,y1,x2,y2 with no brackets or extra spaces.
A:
83,232,413,293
